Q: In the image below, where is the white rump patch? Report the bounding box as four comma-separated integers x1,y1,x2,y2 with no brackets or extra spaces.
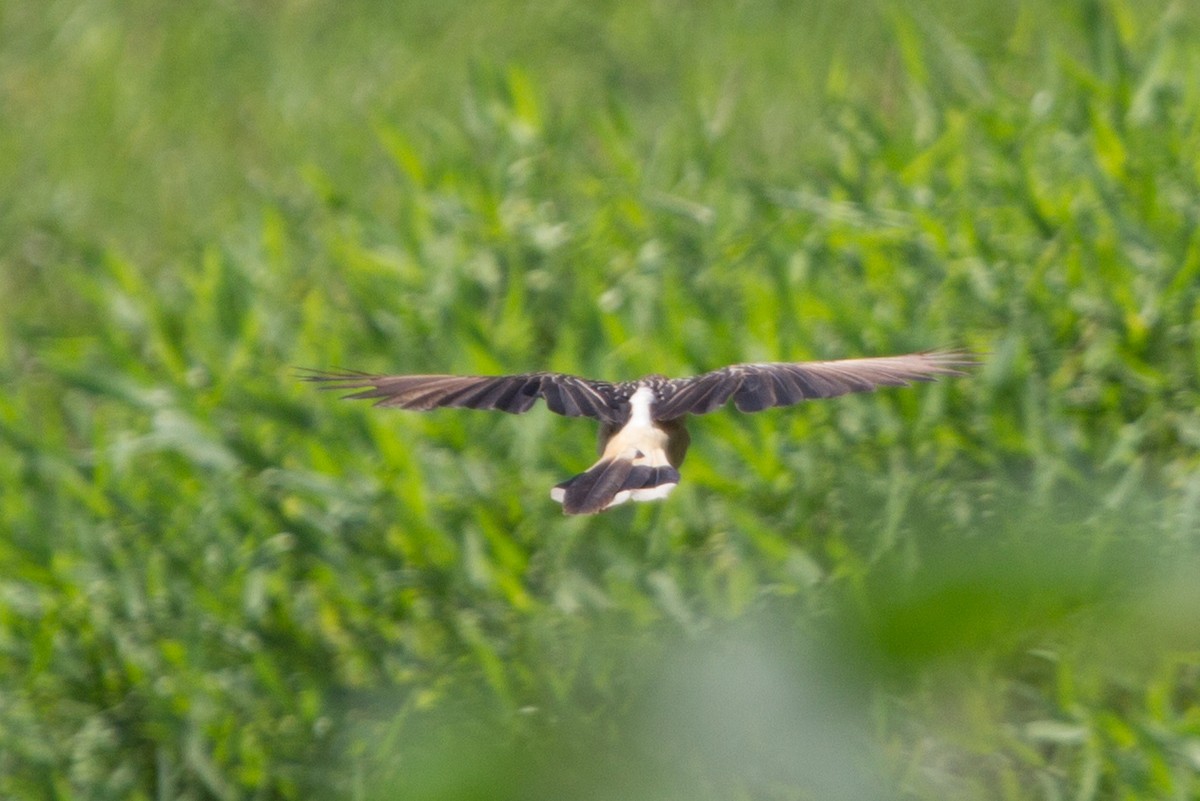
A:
627,386,656,426
550,487,566,503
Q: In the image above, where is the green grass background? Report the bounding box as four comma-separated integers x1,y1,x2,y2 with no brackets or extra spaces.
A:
3,0,1200,798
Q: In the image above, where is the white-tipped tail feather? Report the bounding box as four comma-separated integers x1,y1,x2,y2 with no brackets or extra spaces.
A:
550,459,680,515
551,479,677,506
551,387,682,515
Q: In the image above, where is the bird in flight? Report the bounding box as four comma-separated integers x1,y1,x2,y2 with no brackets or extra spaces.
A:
302,350,974,515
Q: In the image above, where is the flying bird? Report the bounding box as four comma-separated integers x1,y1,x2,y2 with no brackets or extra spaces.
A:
302,350,973,515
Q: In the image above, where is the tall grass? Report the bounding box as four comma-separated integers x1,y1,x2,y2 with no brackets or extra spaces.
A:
2,1,1199,798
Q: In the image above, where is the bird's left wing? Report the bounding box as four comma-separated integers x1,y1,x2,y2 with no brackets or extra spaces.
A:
652,350,975,419
299,369,621,421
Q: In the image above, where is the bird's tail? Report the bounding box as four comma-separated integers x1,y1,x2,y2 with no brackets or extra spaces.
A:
550,454,681,515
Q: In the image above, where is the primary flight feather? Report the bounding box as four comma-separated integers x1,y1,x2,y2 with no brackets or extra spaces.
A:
302,350,974,515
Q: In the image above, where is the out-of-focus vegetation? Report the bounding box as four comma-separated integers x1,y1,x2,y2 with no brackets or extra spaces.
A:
3,0,1200,798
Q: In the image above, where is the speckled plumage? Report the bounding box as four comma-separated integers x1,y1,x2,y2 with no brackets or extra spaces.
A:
301,350,976,514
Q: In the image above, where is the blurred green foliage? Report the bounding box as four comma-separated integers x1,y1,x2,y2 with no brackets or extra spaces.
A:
3,0,1200,798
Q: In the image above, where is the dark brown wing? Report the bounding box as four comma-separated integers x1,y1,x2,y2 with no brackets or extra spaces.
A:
652,350,976,419
299,369,622,422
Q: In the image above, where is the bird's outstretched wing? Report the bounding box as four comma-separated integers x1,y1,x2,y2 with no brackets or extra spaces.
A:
298,369,622,421
652,350,976,419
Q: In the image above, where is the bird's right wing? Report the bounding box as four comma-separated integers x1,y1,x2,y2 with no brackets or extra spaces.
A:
652,350,975,419
299,370,622,422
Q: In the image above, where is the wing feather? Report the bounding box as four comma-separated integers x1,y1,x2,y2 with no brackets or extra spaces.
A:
555,379,595,418
540,377,577,417
664,373,738,416
655,350,975,418
299,369,620,421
